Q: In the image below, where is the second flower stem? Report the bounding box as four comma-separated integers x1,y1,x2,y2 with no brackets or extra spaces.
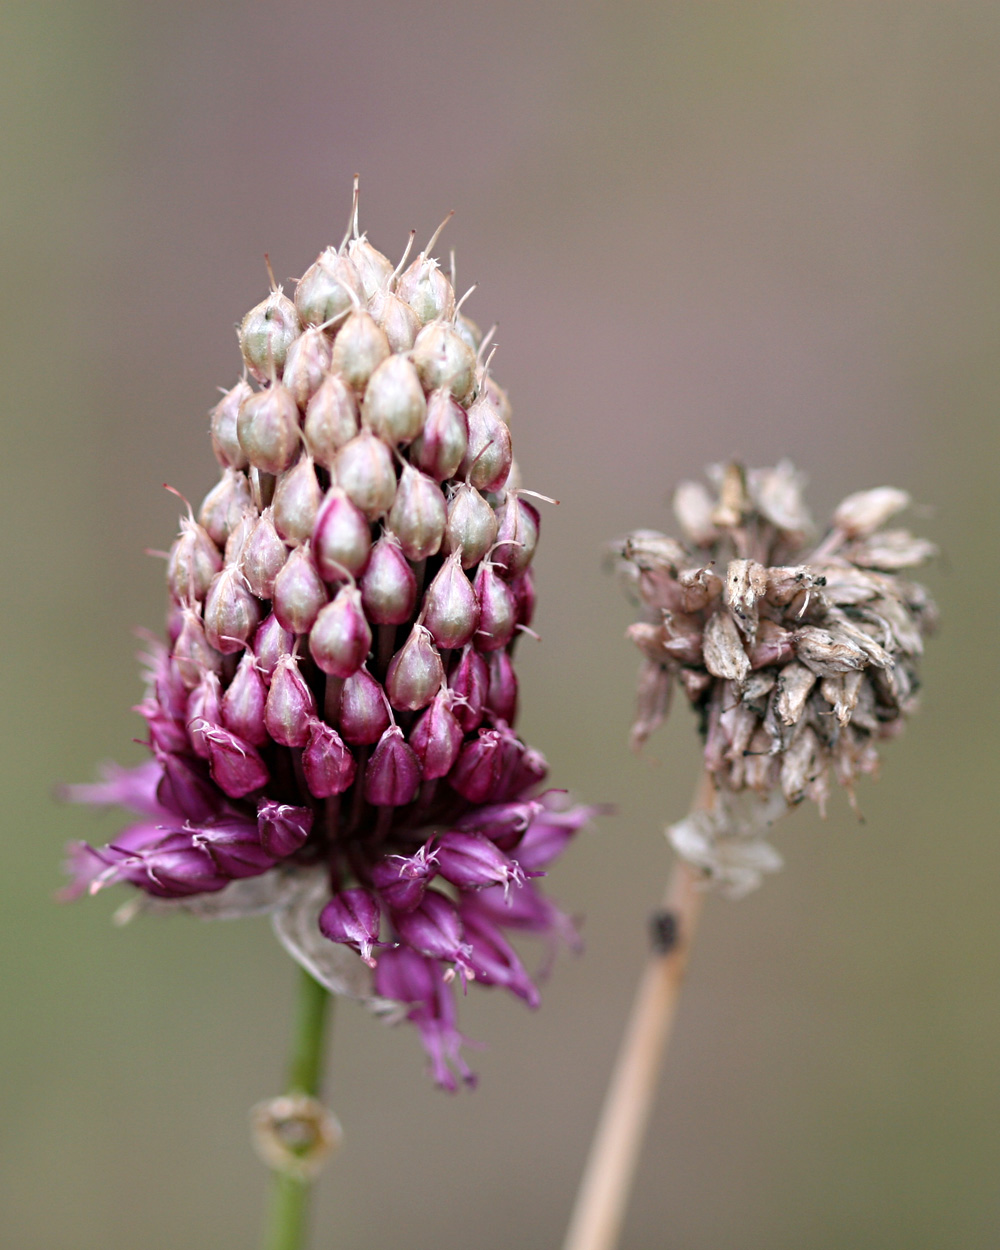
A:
562,774,713,1250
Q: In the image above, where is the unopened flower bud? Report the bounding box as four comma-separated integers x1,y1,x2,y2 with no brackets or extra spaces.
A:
303,372,359,468
449,728,505,802
313,487,372,581
236,383,300,476
485,650,518,723
443,483,498,568
411,322,476,401
409,689,463,779
173,606,223,688
411,388,469,481
361,354,426,447
330,310,390,392
396,255,456,326
282,326,333,409
386,624,444,711
422,550,480,650
203,567,262,654
239,290,301,384
334,429,397,521
197,722,269,797
318,888,382,966
346,235,394,302
271,543,327,635
302,718,356,797
370,849,437,912
294,247,363,327
253,613,294,684
338,666,390,745
364,725,420,807
222,652,269,746
309,585,372,678
449,644,488,732
492,495,539,579
167,517,223,603
832,487,911,539
359,534,417,625
223,508,257,566
510,568,536,629
186,671,223,758
376,290,421,353
265,655,317,748
257,800,313,858
271,455,321,544
210,379,253,469
387,464,446,561
198,468,253,547
460,392,512,492
473,563,516,652
241,508,287,599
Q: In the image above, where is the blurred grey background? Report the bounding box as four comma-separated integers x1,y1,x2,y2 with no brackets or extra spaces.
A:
2,4,998,1247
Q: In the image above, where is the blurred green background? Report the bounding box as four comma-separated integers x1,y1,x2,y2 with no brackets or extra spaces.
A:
2,4,998,1247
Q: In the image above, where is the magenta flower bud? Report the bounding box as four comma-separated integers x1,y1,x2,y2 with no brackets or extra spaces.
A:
303,371,359,468
203,567,262,655
386,624,444,712
309,585,372,678
409,689,463,779
411,387,469,481
485,649,518,724
455,799,544,852
194,820,275,879
294,246,363,327
330,309,391,392
236,383,300,475
271,543,327,636
264,655,317,748
195,723,270,797
508,743,548,796
108,827,229,898
449,644,488,732
388,464,447,561
443,483,498,569
459,392,513,492
239,289,301,384
198,468,253,547
173,606,223,689
302,718,356,797
359,533,417,625
458,908,540,1007
433,831,526,896
186,671,223,759
391,890,473,978
313,486,372,581
167,516,223,603
411,322,476,401
221,652,269,747
449,729,504,803
492,495,540,579
272,455,322,544
473,563,516,652
364,725,421,807
155,750,220,823
370,847,438,912
241,508,287,600
253,613,294,684
282,325,332,409
338,665,390,745
210,378,253,470
510,568,536,629
334,429,397,520
422,551,480,650
150,646,189,718
361,354,426,446
319,888,383,966
257,799,313,858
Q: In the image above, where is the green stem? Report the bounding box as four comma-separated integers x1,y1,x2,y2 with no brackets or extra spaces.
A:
261,969,332,1250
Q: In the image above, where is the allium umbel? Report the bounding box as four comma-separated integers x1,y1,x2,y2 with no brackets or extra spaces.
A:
615,462,936,896
65,193,593,1090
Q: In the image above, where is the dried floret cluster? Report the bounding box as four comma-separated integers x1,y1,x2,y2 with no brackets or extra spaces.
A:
615,462,936,826
66,192,592,1088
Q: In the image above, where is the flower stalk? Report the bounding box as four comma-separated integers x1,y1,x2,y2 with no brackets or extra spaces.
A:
562,774,712,1250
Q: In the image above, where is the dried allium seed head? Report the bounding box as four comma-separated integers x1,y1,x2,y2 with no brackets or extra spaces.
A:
66,193,593,1091
613,461,936,895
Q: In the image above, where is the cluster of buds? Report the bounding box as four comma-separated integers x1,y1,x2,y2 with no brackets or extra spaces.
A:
614,462,935,894
65,187,592,1089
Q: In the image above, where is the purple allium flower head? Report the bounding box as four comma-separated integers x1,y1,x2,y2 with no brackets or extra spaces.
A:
64,192,594,1088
